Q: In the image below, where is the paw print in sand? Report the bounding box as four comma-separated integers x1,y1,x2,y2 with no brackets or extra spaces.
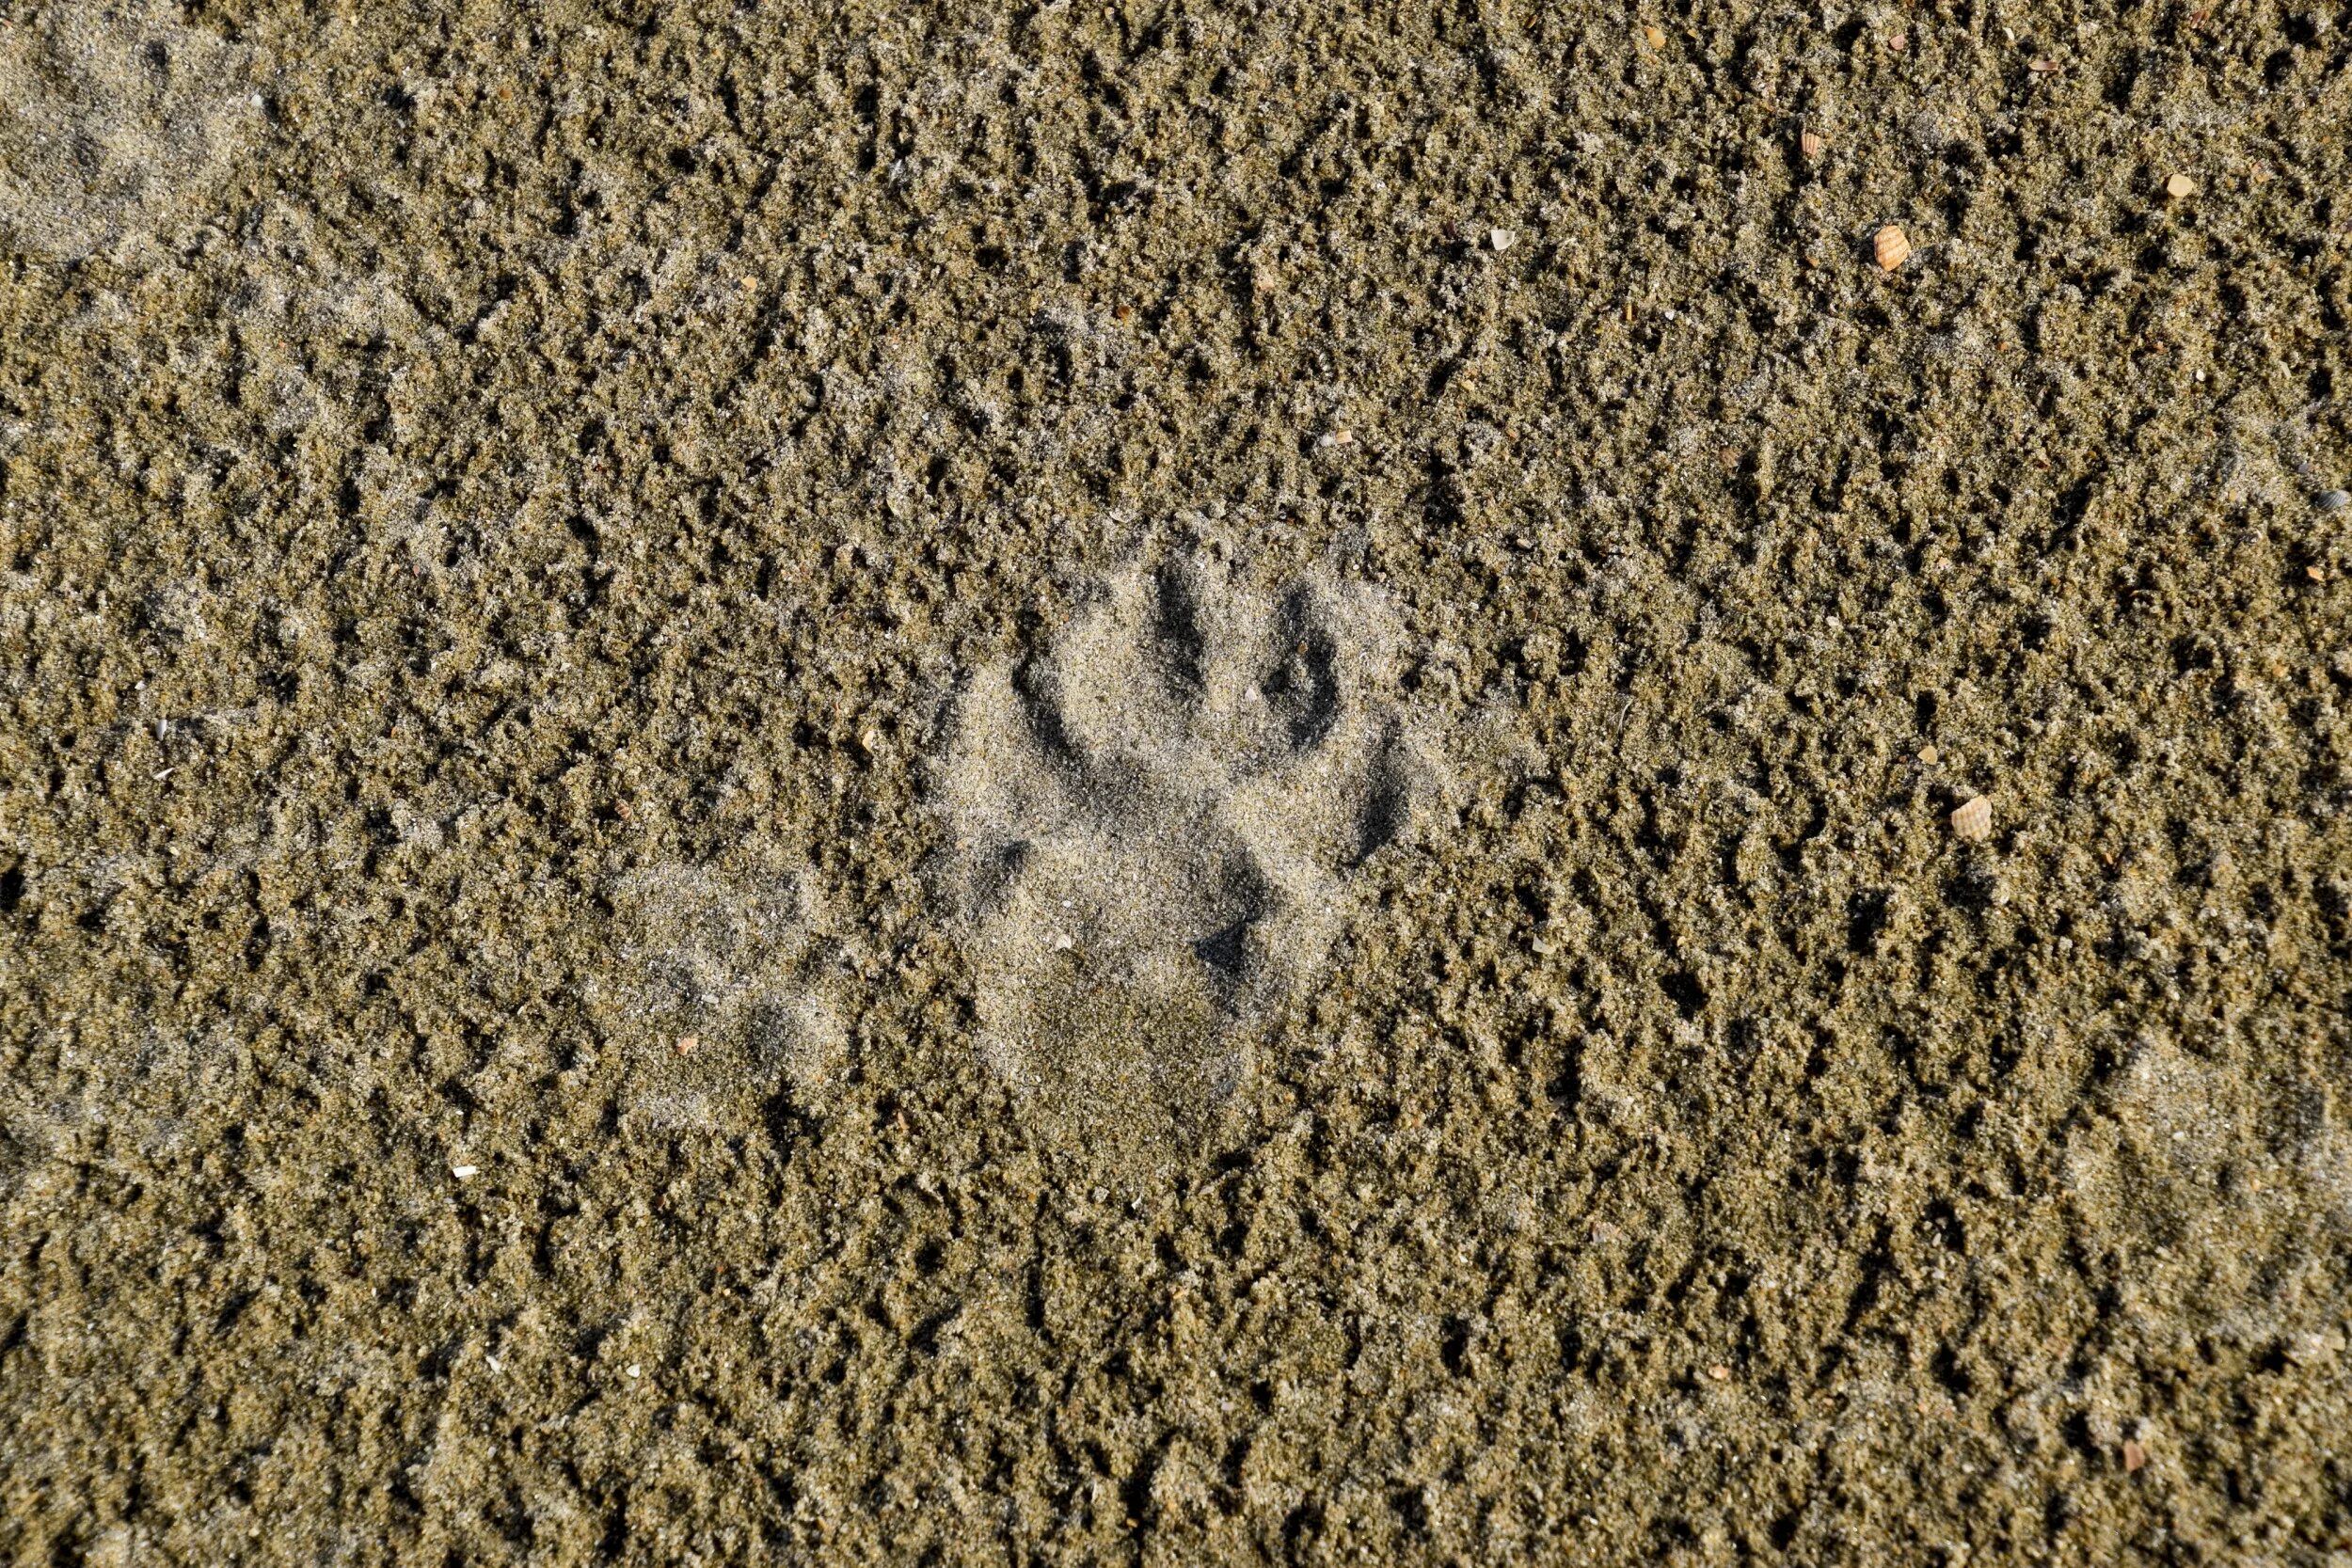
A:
939,555,1423,1127
592,864,850,1135
0,4,262,259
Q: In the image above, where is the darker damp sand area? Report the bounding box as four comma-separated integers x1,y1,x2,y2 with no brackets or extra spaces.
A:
3,2,2351,1564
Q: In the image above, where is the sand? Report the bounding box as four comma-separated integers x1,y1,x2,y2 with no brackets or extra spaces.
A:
2,1,2349,1563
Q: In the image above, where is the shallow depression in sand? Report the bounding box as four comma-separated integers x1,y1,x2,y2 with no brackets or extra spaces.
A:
0,1,261,258
592,863,850,1133
936,550,1427,1129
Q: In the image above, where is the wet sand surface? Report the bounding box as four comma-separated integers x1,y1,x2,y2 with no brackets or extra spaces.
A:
3,1,2350,1562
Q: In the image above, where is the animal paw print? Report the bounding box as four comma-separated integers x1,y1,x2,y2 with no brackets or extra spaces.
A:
594,864,849,1133
939,555,1421,1117
0,4,261,259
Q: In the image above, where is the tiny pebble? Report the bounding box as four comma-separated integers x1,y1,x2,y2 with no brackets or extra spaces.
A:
1918,744,1940,765
2122,1439,2148,1473
1708,1364,1732,1382
2165,173,2197,199
627,1364,642,1379
1643,24,1666,50
675,1035,697,1056
2315,489,2351,512
1488,227,1517,252
452,1164,479,1180
1950,796,1994,842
